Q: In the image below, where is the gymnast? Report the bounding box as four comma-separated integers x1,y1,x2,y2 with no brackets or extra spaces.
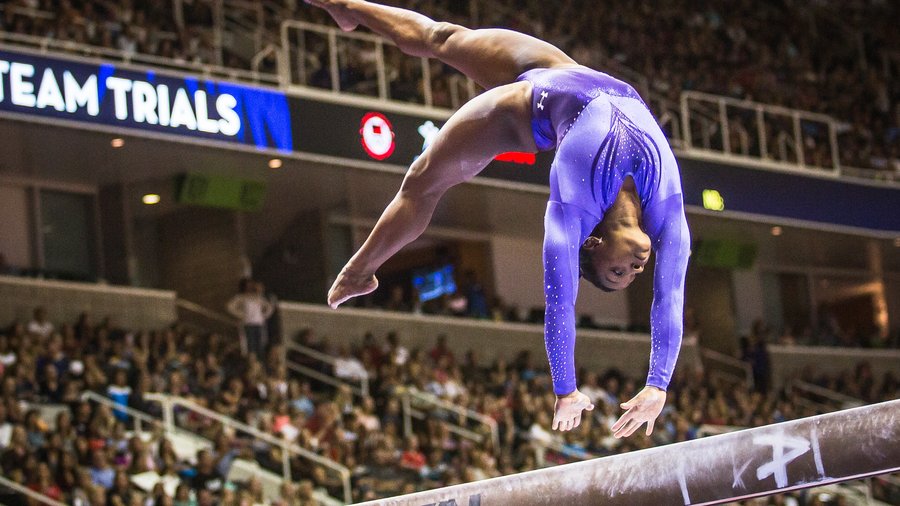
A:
310,0,690,437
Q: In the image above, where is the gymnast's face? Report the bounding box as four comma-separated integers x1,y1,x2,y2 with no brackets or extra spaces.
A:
580,227,651,291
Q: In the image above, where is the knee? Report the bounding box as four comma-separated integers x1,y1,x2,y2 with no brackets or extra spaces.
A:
399,155,445,199
426,22,466,57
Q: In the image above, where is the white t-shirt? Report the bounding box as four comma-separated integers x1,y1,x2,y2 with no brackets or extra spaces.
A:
27,320,54,338
226,294,273,325
334,357,368,381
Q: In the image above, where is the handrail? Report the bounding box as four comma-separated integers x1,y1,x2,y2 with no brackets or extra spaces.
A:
175,298,239,327
401,388,500,453
143,393,352,504
407,406,485,443
0,475,67,506
682,90,836,123
284,358,366,397
279,19,472,111
80,391,163,432
681,90,843,176
788,380,865,409
699,347,754,389
519,428,596,467
0,31,279,85
284,342,370,397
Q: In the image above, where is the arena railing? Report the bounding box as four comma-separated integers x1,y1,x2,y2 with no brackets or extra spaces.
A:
0,31,280,86
175,298,241,340
680,90,843,177
787,380,866,410
284,340,371,397
80,390,167,436
399,387,501,453
279,19,476,110
0,474,67,506
143,393,353,504
698,347,754,390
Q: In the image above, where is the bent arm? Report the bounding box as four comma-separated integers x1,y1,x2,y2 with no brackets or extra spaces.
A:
543,201,598,395
645,194,691,390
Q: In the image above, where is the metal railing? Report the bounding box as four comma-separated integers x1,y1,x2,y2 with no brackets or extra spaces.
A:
699,347,754,389
0,31,280,86
143,393,353,504
280,19,475,110
80,391,165,435
284,341,370,397
175,298,240,339
681,91,842,175
0,475,66,506
787,380,866,410
400,387,500,454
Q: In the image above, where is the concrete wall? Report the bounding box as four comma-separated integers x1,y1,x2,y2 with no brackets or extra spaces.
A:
280,302,700,381
490,235,631,328
0,184,33,268
0,276,176,330
768,344,900,388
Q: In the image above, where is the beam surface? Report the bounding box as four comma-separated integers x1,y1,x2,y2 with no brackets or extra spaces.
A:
356,400,900,506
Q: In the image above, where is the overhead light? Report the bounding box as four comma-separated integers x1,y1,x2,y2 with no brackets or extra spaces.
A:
142,194,161,205
111,138,125,148
268,158,283,169
770,226,783,236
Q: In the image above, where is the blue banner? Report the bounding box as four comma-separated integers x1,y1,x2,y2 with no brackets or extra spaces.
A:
0,49,292,151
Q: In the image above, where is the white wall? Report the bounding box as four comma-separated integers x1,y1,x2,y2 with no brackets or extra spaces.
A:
490,234,630,328
731,265,766,335
0,184,32,268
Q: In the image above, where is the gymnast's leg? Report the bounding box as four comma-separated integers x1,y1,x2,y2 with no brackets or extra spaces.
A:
326,81,537,307
305,0,578,89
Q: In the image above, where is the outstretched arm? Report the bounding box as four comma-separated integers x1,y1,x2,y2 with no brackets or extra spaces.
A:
328,82,537,308
543,201,599,431
611,193,690,438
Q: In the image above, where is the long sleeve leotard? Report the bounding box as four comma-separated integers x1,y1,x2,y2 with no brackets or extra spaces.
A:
517,66,691,395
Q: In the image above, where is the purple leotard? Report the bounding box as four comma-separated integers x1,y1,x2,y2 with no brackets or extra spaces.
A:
516,66,691,395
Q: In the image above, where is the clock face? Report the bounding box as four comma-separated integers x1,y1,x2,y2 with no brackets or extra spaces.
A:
359,112,396,160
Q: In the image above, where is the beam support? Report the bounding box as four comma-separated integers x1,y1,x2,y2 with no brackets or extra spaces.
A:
355,400,900,505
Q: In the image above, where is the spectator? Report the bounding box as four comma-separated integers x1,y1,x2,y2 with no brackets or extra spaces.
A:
27,307,54,338
428,334,454,366
226,278,275,361
333,345,368,381
88,449,115,489
106,369,132,421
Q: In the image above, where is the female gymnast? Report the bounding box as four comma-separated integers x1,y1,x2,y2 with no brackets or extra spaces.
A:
309,0,690,437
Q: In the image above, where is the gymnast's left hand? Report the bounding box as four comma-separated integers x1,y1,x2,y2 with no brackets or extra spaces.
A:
611,386,666,438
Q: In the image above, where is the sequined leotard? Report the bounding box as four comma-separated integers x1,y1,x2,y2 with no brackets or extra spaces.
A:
516,66,691,395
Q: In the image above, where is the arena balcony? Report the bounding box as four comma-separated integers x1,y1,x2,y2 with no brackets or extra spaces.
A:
0,1,897,181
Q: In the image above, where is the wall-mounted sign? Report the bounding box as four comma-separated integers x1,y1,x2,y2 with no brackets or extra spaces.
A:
0,49,292,151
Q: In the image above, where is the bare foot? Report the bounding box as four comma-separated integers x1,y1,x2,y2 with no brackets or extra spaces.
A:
327,268,378,308
304,0,359,31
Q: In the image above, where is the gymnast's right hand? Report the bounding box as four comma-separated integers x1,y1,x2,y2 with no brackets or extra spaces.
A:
327,267,379,309
552,389,594,432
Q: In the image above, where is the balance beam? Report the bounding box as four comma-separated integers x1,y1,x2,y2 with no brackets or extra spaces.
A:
356,399,899,505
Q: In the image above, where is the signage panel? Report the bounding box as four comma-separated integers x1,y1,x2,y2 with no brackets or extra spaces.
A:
1,47,897,234
0,49,292,150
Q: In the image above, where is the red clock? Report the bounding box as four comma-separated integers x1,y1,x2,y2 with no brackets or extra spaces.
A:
359,112,396,160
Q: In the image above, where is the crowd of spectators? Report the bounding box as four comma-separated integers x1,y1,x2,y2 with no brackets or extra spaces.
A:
2,0,895,173
1,304,897,505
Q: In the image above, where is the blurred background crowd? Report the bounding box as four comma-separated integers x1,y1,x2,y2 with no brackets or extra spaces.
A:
0,304,897,504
